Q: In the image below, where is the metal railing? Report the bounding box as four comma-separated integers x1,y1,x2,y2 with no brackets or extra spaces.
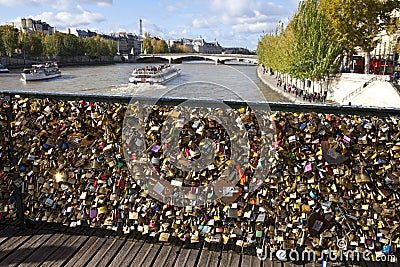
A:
341,76,378,103
1,89,400,116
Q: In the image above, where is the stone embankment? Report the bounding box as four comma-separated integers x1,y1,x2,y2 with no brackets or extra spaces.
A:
257,66,400,108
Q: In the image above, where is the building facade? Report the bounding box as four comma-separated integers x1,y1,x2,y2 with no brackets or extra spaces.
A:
167,37,222,54
8,18,55,35
111,32,142,55
192,38,222,54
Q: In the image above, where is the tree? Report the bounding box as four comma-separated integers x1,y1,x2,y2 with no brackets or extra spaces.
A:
27,32,44,57
82,37,98,57
80,36,115,57
17,31,29,64
387,16,400,58
62,34,83,56
0,26,10,56
257,0,344,92
142,32,153,54
150,38,158,54
153,39,168,53
170,43,191,53
1,26,18,57
320,0,399,73
43,34,61,58
106,39,117,56
291,0,343,82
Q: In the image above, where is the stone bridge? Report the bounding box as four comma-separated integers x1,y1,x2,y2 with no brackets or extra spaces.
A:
136,53,258,64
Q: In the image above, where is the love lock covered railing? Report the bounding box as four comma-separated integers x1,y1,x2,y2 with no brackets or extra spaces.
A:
0,89,399,263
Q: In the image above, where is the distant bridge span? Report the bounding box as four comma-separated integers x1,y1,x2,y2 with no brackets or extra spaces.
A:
136,53,258,64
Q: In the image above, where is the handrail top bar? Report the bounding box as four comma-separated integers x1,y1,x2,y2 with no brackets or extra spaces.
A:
1,89,400,116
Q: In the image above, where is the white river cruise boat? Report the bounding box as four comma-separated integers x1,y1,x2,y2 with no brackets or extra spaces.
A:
129,64,181,84
21,62,61,81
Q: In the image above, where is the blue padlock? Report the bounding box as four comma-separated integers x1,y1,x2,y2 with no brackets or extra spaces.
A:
382,244,391,254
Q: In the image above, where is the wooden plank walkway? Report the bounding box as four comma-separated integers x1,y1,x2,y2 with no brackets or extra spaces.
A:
0,221,397,267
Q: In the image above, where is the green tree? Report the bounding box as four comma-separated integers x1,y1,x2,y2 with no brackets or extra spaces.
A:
62,34,83,56
0,26,9,56
106,39,117,56
1,26,18,56
320,0,399,73
291,0,343,82
82,37,98,57
80,36,115,57
17,31,29,65
257,21,296,77
27,32,44,57
257,0,344,92
43,34,61,58
387,16,400,57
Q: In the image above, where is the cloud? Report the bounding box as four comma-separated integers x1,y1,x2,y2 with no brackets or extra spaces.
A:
0,0,41,6
192,0,294,34
0,0,112,9
166,5,177,12
32,5,105,29
140,19,169,38
79,0,112,7
233,22,276,33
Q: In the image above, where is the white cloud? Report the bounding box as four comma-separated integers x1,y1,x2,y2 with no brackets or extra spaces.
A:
0,0,41,6
32,5,105,29
233,22,276,33
79,0,112,7
192,17,219,28
141,19,169,38
0,0,112,9
192,0,294,34
166,5,177,12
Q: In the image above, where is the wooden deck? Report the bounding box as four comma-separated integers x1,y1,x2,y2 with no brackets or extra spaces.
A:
0,221,397,267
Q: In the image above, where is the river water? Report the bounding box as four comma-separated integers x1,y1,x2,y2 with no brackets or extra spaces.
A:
0,62,289,102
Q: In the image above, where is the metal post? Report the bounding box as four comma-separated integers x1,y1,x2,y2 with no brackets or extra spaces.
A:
4,93,25,228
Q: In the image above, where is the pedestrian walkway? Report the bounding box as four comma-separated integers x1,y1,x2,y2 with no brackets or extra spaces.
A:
0,220,396,267
257,67,330,104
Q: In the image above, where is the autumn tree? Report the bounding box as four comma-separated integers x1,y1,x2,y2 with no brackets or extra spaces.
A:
142,32,153,54
170,43,191,53
153,39,168,53
320,0,399,73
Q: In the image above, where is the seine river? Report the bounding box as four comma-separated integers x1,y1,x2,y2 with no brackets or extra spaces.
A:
0,62,288,102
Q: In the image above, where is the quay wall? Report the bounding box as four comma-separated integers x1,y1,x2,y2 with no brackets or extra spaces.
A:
0,56,115,69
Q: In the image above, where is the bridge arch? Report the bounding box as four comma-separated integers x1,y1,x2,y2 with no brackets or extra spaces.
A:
137,53,258,65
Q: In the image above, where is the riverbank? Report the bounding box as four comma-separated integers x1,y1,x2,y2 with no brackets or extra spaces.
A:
0,55,115,69
257,66,400,108
257,66,308,104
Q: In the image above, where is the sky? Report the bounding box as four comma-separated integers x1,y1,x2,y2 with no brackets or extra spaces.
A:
0,0,300,50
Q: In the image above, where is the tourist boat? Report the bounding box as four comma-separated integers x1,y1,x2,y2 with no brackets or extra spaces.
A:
21,61,61,81
0,64,9,73
129,64,181,84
